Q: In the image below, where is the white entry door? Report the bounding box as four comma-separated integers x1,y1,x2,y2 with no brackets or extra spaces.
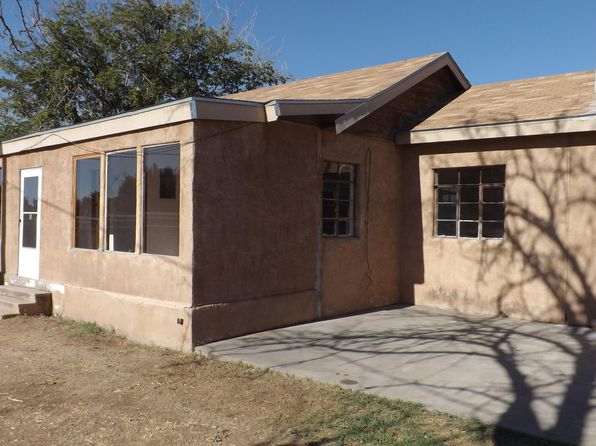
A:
18,167,42,279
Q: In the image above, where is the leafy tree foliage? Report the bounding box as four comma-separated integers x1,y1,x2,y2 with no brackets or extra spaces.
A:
0,0,287,139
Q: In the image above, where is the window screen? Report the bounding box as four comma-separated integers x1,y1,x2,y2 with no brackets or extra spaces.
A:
434,166,505,239
143,144,180,256
106,150,137,252
322,162,355,237
74,157,100,249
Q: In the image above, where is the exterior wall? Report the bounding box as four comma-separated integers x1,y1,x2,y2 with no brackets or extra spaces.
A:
192,120,401,343
400,132,596,328
4,122,195,350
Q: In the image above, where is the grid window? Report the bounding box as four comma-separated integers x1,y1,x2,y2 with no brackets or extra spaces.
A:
322,162,355,237
434,165,505,239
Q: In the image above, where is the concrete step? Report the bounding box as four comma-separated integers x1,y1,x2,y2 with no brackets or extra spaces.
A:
0,285,52,320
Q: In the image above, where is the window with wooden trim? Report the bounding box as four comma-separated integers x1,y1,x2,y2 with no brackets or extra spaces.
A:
143,144,180,256
434,165,505,239
74,157,100,249
106,149,137,252
322,162,356,237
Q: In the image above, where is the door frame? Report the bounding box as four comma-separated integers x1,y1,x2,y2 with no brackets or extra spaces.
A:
18,167,42,279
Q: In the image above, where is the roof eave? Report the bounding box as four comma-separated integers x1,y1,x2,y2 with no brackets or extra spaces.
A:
334,52,471,134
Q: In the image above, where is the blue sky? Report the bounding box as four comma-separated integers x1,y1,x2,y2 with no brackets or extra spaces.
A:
3,0,596,86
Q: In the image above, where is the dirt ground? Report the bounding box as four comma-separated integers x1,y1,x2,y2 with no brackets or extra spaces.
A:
0,317,564,446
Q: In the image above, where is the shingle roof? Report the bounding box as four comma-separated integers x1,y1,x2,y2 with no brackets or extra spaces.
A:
222,53,447,102
415,70,596,131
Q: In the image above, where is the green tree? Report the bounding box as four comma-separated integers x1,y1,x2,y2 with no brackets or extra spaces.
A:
0,0,287,140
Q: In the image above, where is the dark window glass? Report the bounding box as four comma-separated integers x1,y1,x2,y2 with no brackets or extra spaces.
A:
23,177,38,212
483,221,505,238
143,144,180,256
437,220,456,237
106,150,137,252
460,186,479,203
75,157,100,249
322,162,355,237
22,213,37,248
460,204,479,221
460,221,479,238
483,187,504,203
435,165,505,239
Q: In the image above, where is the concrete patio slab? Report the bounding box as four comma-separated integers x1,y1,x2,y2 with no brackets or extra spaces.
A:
197,305,596,445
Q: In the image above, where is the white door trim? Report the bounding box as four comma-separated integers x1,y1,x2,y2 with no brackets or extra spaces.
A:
18,167,42,279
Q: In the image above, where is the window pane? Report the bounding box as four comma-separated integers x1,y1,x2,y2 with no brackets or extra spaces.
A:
23,177,38,212
143,144,180,256
338,182,351,200
483,221,505,239
322,219,335,236
437,187,456,202
482,166,505,184
460,221,479,238
460,204,479,221
322,200,336,219
483,187,504,203
460,169,480,185
323,182,337,200
106,150,137,252
22,213,37,248
483,203,505,221
75,157,100,249
436,169,458,185
438,203,456,219
339,201,351,218
437,220,456,236
460,186,479,202
337,220,349,236
338,164,354,182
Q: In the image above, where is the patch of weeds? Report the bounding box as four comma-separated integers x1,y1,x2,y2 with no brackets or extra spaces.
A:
56,316,114,339
497,310,509,318
211,429,229,443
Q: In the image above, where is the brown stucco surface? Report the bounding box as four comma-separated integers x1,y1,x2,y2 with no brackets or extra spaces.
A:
3,122,195,350
192,120,401,343
400,132,596,327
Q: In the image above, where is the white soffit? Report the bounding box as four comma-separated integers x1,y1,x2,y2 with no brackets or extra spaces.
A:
264,99,365,122
334,52,471,134
399,114,596,145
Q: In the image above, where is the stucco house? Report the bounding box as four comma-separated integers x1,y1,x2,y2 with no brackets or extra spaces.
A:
1,51,595,351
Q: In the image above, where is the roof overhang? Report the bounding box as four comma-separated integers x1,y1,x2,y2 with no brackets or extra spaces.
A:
398,114,596,145
335,52,471,134
264,99,364,122
1,97,265,155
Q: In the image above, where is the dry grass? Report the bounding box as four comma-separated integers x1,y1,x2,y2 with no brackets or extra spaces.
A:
0,316,569,445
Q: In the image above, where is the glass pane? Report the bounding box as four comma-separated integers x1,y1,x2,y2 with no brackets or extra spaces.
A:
483,221,505,239
460,186,479,202
75,158,100,249
483,187,504,203
22,213,37,248
460,169,480,185
460,204,479,221
338,164,354,182
337,220,349,236
23,176,38,212
338,182,351,200
106,150,137,252
436,169,458,185
143,144,180,256
437,220,456,236
437,187,456,202
322,200,336,219
323,182,337,200
460,221,479,238
438,203,456,220
483,203,505,221
482,166,505,184
322,219,335,236
339,201,351,219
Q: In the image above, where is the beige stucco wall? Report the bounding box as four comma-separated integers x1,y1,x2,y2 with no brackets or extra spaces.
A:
4,122,195,350
400,132,596,327
192,120,401,343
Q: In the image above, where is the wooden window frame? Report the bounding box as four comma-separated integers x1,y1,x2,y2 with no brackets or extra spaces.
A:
433,165,506,240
